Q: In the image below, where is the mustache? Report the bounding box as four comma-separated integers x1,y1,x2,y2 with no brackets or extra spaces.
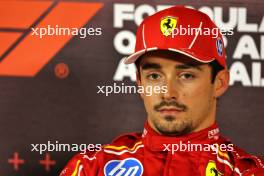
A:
154,100,187,112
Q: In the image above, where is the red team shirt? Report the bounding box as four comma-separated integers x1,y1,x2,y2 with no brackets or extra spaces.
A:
60,122,264,176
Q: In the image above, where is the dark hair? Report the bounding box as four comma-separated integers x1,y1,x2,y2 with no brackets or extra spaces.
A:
135,57,224,83
208,60,224,83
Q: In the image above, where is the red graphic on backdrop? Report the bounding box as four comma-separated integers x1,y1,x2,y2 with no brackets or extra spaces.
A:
39,153,56,172
8,152,25,171
55,62,70,79
0,1,103,77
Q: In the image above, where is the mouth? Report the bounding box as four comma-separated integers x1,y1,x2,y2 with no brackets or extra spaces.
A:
158,107,184,115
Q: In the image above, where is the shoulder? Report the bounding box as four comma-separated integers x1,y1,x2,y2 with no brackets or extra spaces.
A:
102,132,143,154
220,136,264,175
231,145,264,175
60,132,143,175
107,132,142,147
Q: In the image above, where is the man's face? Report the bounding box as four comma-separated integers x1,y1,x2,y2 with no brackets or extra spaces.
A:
137,51,228,136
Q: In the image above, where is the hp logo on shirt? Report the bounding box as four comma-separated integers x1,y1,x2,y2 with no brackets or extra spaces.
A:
104,158,143,176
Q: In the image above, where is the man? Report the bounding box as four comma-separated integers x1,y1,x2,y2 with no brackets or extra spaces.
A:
60,6,264,176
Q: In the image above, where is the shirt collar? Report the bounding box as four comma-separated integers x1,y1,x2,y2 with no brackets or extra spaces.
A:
142,121,220,152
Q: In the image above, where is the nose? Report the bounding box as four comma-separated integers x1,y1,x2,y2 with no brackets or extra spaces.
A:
162,79,179,100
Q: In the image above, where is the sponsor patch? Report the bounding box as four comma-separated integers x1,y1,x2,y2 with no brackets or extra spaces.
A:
104,158,143,176
216,38,223,56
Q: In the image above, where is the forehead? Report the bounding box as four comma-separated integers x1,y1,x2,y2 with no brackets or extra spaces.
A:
139,50,204,67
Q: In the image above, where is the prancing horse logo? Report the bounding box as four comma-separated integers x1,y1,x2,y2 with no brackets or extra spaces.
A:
160,16,177,37
206,161,223,176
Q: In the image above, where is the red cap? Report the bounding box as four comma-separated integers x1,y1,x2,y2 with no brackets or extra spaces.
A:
123,6,226,68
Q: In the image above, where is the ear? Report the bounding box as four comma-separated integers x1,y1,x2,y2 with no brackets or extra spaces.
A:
214,69,230,98
136,69,144,99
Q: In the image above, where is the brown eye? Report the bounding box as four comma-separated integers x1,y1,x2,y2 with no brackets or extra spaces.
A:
147,73,161,80
179,73,195,80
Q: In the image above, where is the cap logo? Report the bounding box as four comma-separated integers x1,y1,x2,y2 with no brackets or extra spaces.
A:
160,16,178,37
216,38,223,56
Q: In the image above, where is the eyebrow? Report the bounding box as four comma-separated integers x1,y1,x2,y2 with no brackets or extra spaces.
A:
141,63,161,70
141,62,202,71
175,64,202,71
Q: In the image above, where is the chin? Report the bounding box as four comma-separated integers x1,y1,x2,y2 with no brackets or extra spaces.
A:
155,118,192,136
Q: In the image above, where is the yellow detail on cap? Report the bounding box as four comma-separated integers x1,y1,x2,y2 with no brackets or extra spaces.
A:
160,16,177,37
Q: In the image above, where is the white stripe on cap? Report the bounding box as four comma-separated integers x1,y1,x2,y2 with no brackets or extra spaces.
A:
188,22,203,49
142,24,147,48
168,48,214,63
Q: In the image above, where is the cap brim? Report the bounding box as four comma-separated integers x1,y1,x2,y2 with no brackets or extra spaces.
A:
123,47,215,65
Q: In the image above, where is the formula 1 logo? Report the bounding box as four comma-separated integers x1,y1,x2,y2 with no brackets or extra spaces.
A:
104,158,143,176
0,1,103,77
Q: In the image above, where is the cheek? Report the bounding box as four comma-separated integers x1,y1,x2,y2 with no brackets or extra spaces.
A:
140,80,163,112
181,81,214,106
142,93,160,113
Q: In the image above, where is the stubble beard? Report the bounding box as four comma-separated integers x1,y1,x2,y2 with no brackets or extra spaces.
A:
152,115,193,136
